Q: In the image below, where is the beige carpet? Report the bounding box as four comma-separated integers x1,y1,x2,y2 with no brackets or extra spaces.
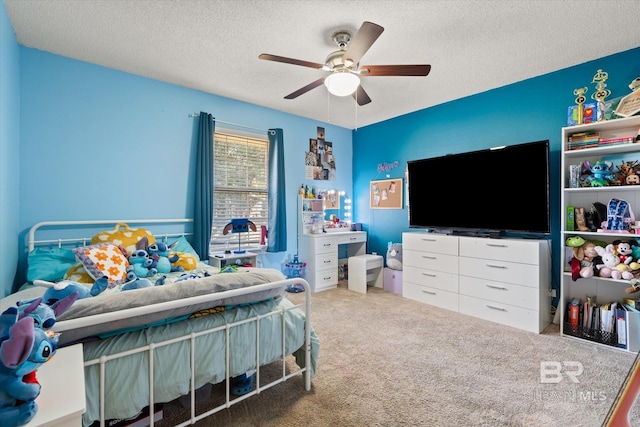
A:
158,282,640,427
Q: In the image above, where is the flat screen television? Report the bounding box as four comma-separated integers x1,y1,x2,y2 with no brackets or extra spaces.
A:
406,140,550,235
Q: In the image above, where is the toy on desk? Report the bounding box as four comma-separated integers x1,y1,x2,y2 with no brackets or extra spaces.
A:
222,218,257,254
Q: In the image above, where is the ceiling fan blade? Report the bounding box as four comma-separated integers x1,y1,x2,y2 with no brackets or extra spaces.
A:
360,64,432,77
259,53,324,70
353,85,372,106
343,21,384,67
284,77,326,99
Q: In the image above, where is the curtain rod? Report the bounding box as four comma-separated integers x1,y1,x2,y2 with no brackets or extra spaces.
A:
189,113,273,134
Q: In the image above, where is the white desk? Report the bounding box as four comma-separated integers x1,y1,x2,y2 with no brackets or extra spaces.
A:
27,344,85,427
298,231,367,292
209,251,258,268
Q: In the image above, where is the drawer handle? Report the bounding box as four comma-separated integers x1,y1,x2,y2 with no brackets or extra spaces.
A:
486,243,508,248
421,272,437,278
422,289,437,295
486,304,507,311
323,260,332,264
421,255,437,260
323,244,331,247
323,276,332,280
486,264,507,269
486,284,507,290
349,237,357,241
421,238,437,242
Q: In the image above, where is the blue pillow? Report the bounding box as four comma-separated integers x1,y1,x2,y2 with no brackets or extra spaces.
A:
170,236,200,261
27,247,78,282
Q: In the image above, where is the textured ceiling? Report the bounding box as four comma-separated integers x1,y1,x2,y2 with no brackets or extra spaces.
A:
4,0,640,129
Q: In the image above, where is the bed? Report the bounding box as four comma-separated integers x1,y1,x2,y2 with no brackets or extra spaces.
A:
0,219,318,427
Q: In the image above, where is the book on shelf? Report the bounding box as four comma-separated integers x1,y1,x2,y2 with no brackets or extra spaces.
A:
598,136,635,146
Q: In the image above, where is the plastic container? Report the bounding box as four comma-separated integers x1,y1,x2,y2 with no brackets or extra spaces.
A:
283,261,306,292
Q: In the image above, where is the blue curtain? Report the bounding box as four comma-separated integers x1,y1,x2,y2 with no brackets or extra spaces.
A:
267,128,287,252
194,112,215,261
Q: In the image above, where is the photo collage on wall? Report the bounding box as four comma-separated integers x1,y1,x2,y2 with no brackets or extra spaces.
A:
305,126,336,180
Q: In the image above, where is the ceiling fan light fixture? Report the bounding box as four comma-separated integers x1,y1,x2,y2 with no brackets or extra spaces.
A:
324,72,360,96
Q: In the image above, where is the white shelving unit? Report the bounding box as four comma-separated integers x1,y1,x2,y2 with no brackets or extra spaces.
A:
298,196,324,235
560,115,640,351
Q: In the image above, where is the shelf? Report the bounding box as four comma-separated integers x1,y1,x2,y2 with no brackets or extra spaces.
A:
560,115,640,353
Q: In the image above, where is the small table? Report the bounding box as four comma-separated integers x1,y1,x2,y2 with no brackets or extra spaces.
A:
26,344,85,427
209,251,258,268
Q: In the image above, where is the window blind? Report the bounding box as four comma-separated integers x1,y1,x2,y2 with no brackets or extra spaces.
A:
210,132,268,252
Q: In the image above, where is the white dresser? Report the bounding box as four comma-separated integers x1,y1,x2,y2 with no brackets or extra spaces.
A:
402,232,552,333
299,231,366,292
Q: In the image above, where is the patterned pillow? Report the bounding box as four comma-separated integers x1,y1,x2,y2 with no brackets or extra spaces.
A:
170,251,199,271
91,223,156,255
72,243,130,285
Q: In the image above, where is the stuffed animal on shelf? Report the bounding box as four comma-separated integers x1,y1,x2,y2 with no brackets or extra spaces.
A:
0,307,60,427
386,242,403,270
566,236,602,280
595,244,635,280
613,239,640,270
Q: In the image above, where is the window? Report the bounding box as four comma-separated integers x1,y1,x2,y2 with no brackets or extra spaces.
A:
210,132,268,253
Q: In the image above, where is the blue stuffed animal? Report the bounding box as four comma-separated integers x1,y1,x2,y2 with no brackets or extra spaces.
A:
0,307,60,427
127,248,157,278
16,294,77,330
147,241,183,274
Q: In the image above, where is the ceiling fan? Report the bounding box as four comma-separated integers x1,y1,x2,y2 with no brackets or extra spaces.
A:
258,21,431,106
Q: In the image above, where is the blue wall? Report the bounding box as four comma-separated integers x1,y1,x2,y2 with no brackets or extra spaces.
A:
2,2,639,299
0,1,20,298
352,47,640,300
1,9,352,295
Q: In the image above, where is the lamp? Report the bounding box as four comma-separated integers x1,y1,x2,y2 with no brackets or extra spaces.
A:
324,72,360,96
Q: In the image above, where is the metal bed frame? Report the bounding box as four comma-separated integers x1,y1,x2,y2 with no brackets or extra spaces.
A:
26,219,313,427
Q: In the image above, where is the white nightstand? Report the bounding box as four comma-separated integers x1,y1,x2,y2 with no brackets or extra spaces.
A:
209,251,258,268
26,344,85,427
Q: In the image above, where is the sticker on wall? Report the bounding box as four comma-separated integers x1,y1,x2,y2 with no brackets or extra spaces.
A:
305,126,336,180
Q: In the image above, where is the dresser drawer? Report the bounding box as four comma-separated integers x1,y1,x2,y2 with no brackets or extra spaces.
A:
404,250,458,273
459,294,541,333
459,257,541,288
459,276,539,310
404,265,458,293
459,237,543,265
316,252,338,270
403,282,459,312
337,232,366,245
313,237,337,254
312,268,338,292
403,233,458,255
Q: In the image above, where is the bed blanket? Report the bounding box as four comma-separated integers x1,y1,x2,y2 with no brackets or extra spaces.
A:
81,295,319,427
1,267,288,345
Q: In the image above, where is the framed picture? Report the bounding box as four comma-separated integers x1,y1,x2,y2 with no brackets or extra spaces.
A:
615,90,640,118
370,178,403,209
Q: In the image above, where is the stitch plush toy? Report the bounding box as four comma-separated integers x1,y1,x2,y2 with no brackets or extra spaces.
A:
147,241,184,274
16,294,77,330
127,248,157,278
0,307,60,427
